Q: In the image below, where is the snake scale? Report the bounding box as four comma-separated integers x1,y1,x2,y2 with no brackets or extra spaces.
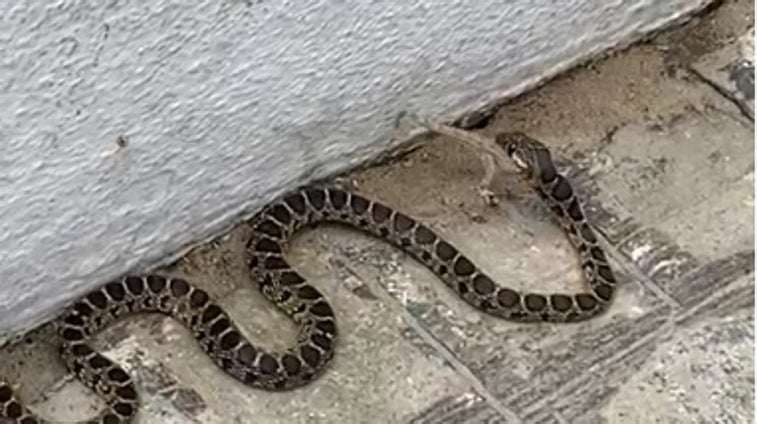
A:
0,132,616,423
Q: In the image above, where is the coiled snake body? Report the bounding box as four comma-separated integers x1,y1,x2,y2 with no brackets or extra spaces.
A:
0,133,616,423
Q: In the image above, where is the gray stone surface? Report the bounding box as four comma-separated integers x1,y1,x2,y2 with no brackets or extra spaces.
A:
0,1,753,423
691,27,755,120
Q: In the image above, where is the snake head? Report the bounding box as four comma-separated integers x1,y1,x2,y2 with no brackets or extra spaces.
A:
495,132,557,184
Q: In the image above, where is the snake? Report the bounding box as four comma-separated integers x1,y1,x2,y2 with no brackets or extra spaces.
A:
0,132,616,423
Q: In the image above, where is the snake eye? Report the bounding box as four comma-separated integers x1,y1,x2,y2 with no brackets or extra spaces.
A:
505,142,516,157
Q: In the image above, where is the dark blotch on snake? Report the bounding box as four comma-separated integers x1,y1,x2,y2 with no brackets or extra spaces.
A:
575,294,598,311
550,294,573,312
316,320,336,334
158,294,171,310
594,283,614,301
328,189,347,210
551,205,565,218
147,275,167,293
87,291,108,309
220,331,241,350
259,354,279,375
282,354,302,375
169,278,190,297
270,204,292,224
108,368,129,383
125,276,145,295
103,414,120,424
311,333,331,350
113,402,134,417
524,294,547,311
105,282,126,301
62,328,84,341
297,285,320,300
414,225,436,244
5,401,21,418
393,212,414,232
141,297,155,309
580,223,597,243
435,241,456,261
280,271,305,286
244,371,258,384
254,238,281,253
535,149,557,183
201,304,223,324
300,345,321,367
453,257,475,276
438,264,448,275
310,301,333,317
371,203,391,223
0,385,11,402
263,256,288,269
73,301,93,317
189,289,210,308
590,246,607,262
260,275,274,291
597,265,615,283
209,318,230,336
255,220,282,238
472,275,495,295
71,343,92,357
237,344,256,364
350,194,370,214
496,288,520,307
116,386,137,401
304,188,326,210
567,198,583,220
284,193,307,214
551,176,573,201
88,354,110,369
63,314,85,327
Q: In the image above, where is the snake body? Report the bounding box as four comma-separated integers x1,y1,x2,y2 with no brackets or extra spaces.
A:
0,133,616,423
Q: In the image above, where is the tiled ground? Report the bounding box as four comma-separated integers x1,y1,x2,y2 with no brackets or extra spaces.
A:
0,1,753,423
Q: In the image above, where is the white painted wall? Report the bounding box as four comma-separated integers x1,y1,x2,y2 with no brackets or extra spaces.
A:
0,0,709,341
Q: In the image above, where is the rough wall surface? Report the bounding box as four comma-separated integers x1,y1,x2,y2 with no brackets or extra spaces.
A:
0,0,709,340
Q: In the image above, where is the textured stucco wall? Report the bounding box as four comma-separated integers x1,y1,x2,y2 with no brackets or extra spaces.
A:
0,0,709,341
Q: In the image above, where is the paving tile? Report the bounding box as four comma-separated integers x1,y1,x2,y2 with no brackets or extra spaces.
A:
558,108,752,298
691,28,755,119
597,309,754,424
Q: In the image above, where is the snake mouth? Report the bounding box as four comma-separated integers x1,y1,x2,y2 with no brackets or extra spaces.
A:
511,154,529,170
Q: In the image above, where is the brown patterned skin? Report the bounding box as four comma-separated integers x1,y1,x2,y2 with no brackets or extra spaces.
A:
0,133,615,423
